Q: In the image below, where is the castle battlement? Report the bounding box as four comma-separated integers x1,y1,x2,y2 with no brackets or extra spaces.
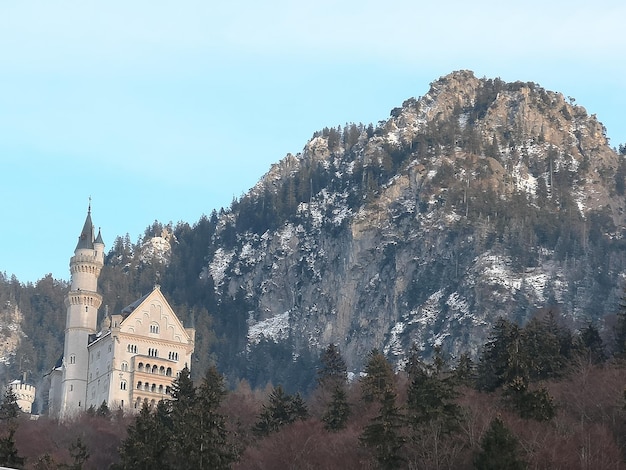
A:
9,380,36,414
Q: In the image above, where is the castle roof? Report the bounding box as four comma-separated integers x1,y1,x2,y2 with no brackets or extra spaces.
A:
94,228,104,246
75,207,95,250
120,291,151,317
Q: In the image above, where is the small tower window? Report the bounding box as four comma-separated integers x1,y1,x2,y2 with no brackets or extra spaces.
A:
150,323,160,334
69,354,76,364
120,380,127,390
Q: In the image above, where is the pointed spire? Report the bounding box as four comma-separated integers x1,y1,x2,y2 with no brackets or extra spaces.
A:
75,201,95,250
94,227,104,246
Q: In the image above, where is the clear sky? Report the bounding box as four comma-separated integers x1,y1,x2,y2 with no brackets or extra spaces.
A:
1,1,625,284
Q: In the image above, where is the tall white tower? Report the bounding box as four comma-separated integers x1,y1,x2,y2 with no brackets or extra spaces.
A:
59,204,104,418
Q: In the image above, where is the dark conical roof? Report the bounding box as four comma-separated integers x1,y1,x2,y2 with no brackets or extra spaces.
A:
94,227,104,245
75,206,95,250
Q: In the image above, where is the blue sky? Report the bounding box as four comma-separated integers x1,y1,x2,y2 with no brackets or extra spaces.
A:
1,1,625,283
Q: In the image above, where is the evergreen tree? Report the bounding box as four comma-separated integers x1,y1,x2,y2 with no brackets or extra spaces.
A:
321,386,350,432
63,437,90,470
0,387,21,421
578,323,606,363
360,349,395,403
406,359,461,434
0,427,23,469
503,377,555,422
474,417,526,470
454,352,476,386
318,344,351,431
476,318,524,391
360,388,405,470
168,366,198,468
317,343,348,390
116,400,171,470
253,385,308,437
0,387,23,468
175,366,236,469
96,400,110,418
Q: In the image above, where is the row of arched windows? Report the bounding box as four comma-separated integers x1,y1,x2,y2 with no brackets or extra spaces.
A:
136,381,171,395
136,362,173,376
135,397,157,409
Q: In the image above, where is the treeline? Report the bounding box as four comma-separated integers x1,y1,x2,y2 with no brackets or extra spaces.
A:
3,309,626,468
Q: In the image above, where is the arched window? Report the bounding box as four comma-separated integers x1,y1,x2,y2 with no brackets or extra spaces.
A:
151,384,156,393
158,384,163,394
166,367,172,377
152,365,158,374
121,362,129,372
159,366,165,375
137,362,144,372
120,380,127,390
145,363,151,372
69,354,76,364
144,383,149,391
150,323,160,334
137,381,142,389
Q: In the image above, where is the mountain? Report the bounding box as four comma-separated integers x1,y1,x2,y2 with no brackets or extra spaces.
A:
200,70,626,377
3,70,625,396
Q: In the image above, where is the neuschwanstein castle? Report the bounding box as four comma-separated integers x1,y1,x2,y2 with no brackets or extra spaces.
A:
48,206,195,419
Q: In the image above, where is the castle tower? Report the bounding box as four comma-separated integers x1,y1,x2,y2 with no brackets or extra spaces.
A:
59,204,104,418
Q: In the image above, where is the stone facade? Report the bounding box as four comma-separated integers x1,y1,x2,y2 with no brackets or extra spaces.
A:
48,207,194,419
9,379,36,414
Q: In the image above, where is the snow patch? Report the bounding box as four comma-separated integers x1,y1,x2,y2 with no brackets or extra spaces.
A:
208,248,235,288
247,311,290,344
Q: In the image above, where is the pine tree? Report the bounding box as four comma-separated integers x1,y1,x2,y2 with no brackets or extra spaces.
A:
0,387,20,421
318,344,351,431
0,427,24,469
96,400,110,418
504,378,555,422
578,323,606,363
360,349,395,403
317,344,348,390
180,366,236,469
116,400,171,470
322,386,350,431
360,388,405,469
0,387,23,468
477,318,525,391
253,385,309,437
454,352,476,386
614,295,626,357
406,362,461,434
474,417,526,470
64,437,90,470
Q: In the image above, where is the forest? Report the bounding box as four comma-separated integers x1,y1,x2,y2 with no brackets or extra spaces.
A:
1,309,626,468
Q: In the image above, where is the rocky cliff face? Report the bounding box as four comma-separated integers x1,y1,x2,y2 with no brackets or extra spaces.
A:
204,71,626,373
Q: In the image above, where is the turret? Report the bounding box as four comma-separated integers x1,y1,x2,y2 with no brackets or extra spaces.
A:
59,204,105,418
